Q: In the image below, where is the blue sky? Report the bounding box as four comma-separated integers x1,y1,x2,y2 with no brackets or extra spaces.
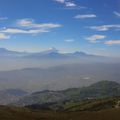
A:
0,0,120,56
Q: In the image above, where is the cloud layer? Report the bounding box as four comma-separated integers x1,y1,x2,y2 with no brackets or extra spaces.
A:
0,18,62,39
54,0,77,7
0,33,10,40
17,19,62,29
89,24,120,31
86,35,106,43
105,40,120,45
75,14,96,19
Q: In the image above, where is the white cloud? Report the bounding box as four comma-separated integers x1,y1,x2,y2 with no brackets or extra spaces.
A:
114,11,120,17
54,0,65,3
65,2,76,7
17,19,62,29
86,35,106,43
54,0,77,7
65,39,75,42
33,23,62,29
89,24,120,31
0,33,10,40
0,28,48,34
54,0,86,9
64,6,87,10
105,40,120,45
0,19,62,35
75,14,96,19
17,19,33,27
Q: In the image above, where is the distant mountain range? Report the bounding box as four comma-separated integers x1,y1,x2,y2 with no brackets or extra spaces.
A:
0,47,103,58
0,47,119,71
0,48,28,57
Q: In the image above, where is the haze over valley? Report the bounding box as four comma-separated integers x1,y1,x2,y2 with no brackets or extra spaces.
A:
0,47,119,91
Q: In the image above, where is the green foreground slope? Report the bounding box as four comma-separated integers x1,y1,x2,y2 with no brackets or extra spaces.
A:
0,106,120,120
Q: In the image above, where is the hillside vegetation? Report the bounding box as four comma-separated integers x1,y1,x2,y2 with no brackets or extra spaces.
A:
0,105,120,120
12,81,120,108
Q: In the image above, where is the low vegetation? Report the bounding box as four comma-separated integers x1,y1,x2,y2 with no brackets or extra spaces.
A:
0,105,120,120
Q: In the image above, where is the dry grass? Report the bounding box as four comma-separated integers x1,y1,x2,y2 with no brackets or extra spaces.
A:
0,106,120,120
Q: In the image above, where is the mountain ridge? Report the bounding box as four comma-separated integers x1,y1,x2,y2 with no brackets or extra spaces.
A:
0,47,105,58
11,81,120,107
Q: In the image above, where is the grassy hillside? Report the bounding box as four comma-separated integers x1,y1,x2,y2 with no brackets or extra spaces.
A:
64,97,120,111
0,106,120,120
25,97,120,112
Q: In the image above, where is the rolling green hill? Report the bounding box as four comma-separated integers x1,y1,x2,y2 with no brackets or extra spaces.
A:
12,81,120,108
64,97,120,111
